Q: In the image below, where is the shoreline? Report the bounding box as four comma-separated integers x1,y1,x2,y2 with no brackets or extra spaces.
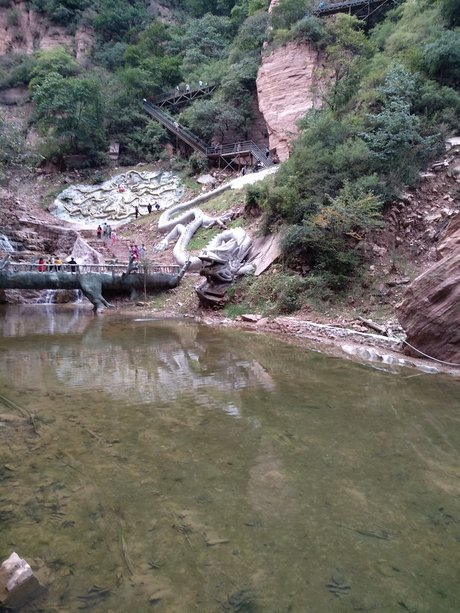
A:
107,303,460,378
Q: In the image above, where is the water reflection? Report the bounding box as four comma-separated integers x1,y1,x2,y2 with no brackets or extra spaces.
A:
0,305,459,612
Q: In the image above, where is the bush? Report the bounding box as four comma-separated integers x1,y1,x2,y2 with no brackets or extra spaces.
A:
271,0,306,31
188,151,208,174
421,30,460,87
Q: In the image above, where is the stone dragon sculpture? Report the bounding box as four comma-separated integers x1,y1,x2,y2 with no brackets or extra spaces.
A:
154,186,254,306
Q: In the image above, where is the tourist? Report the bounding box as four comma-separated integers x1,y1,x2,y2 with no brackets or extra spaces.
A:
199,80,203,88
68,257,78,273
107,224,112,239
133,245,140,260
97,225,102,239
147,203,152,214
140,244,146,259
111,230,117,245
134,206,139,219
265,146,270,158
54,256,62,271
155,203,160,211
185,83,190,93
37,257,45,272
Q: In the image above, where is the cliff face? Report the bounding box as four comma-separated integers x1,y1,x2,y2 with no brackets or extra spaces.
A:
256,41,326,161
0,0,93,61
397,147,460,364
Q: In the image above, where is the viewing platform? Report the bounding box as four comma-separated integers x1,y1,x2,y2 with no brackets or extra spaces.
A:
154,83,217,109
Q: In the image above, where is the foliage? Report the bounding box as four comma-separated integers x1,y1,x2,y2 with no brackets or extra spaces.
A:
184,0,238,18
188,151,209,174
439,0,460,27
0,115,32,182
29,0,90,25
290,16,327,44
232,11,269,52
361,65,443,187
29,47,80,89
121,121,168,164
271,0,306,31
91,0,148,43
231,272,310,314
32,73,106,159
0,53,37,89
421,30,460,87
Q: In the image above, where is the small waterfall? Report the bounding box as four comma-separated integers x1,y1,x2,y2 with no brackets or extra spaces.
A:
34,289,57,304
0,233,14,252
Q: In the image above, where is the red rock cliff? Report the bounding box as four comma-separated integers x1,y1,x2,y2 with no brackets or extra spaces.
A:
0,0,93,61
256,41,326,161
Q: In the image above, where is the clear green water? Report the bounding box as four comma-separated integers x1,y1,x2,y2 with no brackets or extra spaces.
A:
1,305,459,612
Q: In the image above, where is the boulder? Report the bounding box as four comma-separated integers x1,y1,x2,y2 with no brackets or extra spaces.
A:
398,248,460,363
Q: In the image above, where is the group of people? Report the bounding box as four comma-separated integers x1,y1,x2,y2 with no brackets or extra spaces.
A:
36,256,78,273
175,80,208,96
97,222,116,242
128,243,146,261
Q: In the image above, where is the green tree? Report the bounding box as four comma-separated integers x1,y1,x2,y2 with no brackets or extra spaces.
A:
29,47,80,89
92,0,147,43
421,30,460,87
32,73,106,158
29,0,91,25
439,0,460,27
362,66,442,187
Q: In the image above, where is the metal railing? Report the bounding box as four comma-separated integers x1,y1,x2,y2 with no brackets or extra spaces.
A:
2,262,181,275
143,101,209,153
154,83,217,107
313,0,390,16
142,101,273,168
207,141,274,167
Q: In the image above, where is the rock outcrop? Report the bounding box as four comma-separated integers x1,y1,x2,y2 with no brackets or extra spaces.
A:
398,213,460,364
0,0,94,60
256,40,326,161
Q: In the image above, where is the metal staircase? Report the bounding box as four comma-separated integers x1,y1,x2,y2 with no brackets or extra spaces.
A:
142,100,273,169
143,100,208,153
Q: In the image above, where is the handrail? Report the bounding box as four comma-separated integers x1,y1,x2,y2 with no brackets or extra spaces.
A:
143,100,208,153
3,262,181,275
154,83,217,106
313,0,388,16
207,140,273,167
142,101,273,167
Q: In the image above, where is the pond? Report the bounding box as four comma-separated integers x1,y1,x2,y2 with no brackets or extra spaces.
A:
1,305,459,612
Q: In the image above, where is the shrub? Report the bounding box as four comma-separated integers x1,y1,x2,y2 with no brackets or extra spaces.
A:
188,151,208,174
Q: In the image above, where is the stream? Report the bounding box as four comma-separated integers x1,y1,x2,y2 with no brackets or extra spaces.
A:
0,305,459,612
